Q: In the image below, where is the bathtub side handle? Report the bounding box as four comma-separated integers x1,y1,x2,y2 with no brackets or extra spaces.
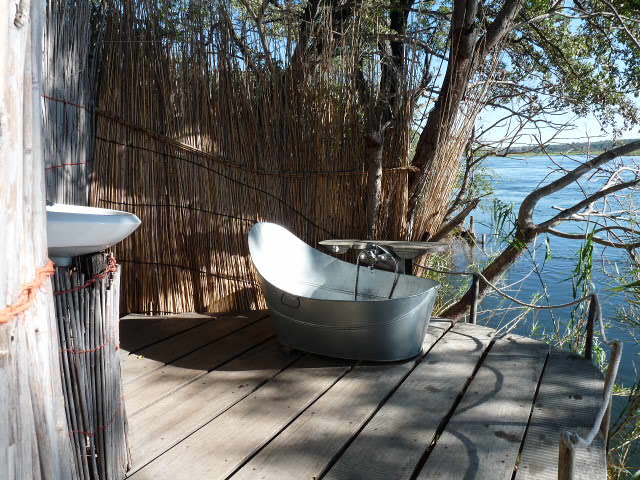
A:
280,292,301,309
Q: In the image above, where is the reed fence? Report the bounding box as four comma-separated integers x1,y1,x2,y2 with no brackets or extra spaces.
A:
43,0,105,205
76,1,415,314
42,0,475,315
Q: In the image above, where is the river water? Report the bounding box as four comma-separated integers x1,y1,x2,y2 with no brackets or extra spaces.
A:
463,155,639,386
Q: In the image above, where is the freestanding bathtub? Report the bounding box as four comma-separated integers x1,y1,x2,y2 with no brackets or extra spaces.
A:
248,223,441,361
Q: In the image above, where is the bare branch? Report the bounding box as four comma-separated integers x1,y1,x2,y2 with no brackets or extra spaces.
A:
538,178,640,230
237,0,276,72
600,0,640,51
432,197,481,241
517,140,640,231
546,228,640,249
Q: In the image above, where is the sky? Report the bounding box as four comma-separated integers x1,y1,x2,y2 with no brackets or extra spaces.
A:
477,107,640,146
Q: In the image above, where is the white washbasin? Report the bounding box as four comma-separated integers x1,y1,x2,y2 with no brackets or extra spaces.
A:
47,203,141,266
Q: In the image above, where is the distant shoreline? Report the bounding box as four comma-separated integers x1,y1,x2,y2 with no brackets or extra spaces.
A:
481,137,640,158
501,150,639,157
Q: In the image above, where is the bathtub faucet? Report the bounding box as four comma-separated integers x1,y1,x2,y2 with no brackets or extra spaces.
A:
354,243,401,300
358,243,400,271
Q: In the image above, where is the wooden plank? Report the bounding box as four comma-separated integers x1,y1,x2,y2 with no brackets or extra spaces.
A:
230,320,451,480
514,351,606,480
324,322,495,480
119,311,267,353
414,333,548,480
128,355,352,480
119,314,211,353
123,318,274,414
121,313,265,384
119,313,222,369
127,340,301,472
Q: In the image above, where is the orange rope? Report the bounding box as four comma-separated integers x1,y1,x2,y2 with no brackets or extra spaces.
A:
61,339,120,355
45,162,87,170
68,400,124,437
53,256,118,296
0,260,56,324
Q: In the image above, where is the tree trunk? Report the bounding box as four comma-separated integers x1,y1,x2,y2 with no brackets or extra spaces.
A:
406,0,525,239
406,0,480,238
365,131,384,238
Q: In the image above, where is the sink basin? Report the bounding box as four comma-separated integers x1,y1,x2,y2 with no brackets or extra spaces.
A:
47,203,141,266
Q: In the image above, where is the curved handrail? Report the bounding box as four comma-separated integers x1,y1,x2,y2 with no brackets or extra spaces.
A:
558,297,622,480
414,263,592,316
413,262,622,477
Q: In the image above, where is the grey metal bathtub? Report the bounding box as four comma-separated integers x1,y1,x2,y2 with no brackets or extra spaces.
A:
248,223,441,361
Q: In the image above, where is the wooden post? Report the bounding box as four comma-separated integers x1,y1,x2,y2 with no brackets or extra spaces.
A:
0,1,75,478
558,432,575,480
599,340,622,455
404,259,413,275
584,294,599,362
469,274,479,324
600,402,612,453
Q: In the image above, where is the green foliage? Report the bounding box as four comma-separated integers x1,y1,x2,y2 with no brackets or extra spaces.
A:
415,250,469,313
497,0,640,129
491,198,516,242
157,0,640,132
544,236,552,263
572,230,594,297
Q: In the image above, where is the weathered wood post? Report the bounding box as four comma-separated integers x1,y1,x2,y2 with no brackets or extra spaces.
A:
0,1,76,477
558,432,576,480
559,294,620,478
584,294,613,449
584,293,599,362
468,273,480,324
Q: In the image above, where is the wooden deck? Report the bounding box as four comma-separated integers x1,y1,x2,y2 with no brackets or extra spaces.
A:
119,311,607,479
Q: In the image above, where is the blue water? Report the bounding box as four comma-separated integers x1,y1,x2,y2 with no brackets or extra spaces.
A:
464,155,639,386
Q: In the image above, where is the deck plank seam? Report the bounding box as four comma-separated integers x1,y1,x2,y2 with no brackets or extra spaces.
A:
222,361,358,480
408,336,497,480
124,348,306,478
124,314,271,384
122,317,213,354
128,333,277,417
315,320,456,480
510,350,551,480
124,313,269,357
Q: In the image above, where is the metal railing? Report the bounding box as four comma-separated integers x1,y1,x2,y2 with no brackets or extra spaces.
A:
414,263,623,480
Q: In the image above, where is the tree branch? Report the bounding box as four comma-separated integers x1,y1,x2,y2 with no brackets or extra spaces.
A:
431,197,481,241
478,0,525,57
517,140,640,231
546,228,640,249
538,179,640,230
600,0,640,51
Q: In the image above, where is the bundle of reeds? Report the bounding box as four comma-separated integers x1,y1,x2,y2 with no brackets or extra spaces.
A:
42,0,105,205
52,254,130,480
